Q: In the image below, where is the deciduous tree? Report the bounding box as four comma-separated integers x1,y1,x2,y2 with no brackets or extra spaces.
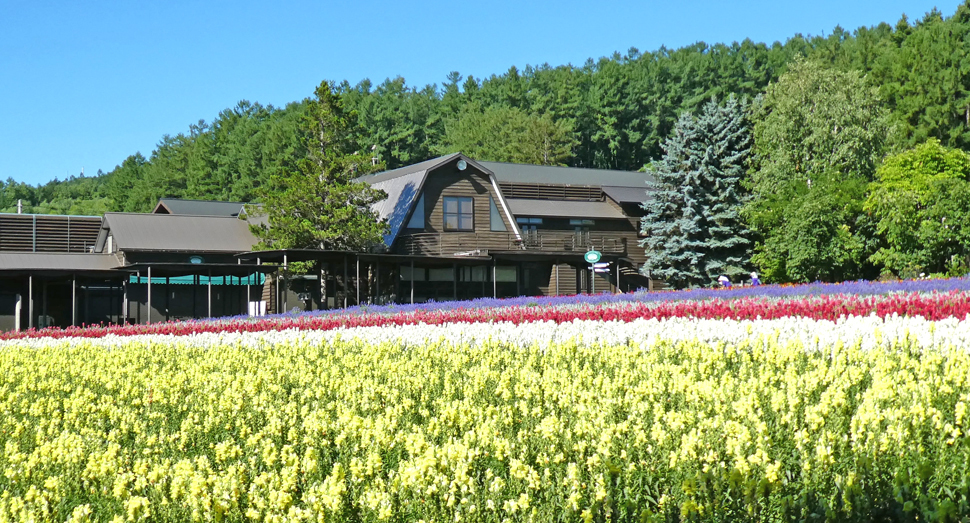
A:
866,139,970,276
746,58,891,282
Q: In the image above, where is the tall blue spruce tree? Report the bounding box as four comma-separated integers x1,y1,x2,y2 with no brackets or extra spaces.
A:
639,96,753,288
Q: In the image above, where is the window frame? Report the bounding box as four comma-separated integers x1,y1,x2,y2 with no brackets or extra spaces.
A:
443,196,474,231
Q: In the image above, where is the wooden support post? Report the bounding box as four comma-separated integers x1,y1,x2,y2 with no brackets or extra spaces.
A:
192,274,197,319
343,255,349,308
72,274,76,326
555,261,560,296
453,263,458,301
615,262,620,293
28,274,33,329
122,278,127,325
356,255,361,306
136,271,140,324
410,260,415,305
147,266,152,324
376,259,381,303
492,261,497,298
207,270,212,318
246,273,251,316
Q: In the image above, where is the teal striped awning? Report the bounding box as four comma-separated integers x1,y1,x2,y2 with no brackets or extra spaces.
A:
128,274,264,285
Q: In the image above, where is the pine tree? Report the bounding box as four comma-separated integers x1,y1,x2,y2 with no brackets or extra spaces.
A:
251,81,387,251
639,96,753,288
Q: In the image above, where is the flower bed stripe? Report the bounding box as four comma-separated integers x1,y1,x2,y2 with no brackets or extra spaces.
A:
6,290,970,341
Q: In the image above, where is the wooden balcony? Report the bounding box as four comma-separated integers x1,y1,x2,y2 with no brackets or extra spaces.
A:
398,231,627,257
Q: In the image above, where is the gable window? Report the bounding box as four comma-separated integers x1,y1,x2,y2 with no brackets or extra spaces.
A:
489,197,507,232
444,196,474,231
406,193,425,229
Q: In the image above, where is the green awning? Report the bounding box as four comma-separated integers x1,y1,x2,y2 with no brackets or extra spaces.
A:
128,274,264,285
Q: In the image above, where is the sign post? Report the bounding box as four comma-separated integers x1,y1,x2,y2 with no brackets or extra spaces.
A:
584,250,601,293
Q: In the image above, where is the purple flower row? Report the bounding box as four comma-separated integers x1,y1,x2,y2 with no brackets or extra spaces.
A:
212,276,970,323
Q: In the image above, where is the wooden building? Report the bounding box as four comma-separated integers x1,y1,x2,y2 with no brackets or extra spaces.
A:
357,153,655,300
243,153,659,309
0,208,270,331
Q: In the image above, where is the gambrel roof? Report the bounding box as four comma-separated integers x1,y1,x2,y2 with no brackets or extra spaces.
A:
358,154,650,248
358,153,519,247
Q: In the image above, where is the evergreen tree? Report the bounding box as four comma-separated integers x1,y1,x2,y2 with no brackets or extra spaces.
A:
639,96,753,288
250,82,387,251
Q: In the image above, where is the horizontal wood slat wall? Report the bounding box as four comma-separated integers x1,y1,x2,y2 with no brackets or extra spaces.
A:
0,215,101,252
498,182,603,201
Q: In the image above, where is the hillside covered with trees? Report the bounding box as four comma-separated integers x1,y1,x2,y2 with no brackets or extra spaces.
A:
6,3,970,283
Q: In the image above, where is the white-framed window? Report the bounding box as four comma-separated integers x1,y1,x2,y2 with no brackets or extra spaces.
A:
443,197,474,231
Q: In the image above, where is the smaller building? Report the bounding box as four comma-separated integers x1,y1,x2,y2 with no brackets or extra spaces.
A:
0,205,270,331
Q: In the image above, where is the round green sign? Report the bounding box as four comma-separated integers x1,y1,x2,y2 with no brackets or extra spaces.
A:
584,250,602,264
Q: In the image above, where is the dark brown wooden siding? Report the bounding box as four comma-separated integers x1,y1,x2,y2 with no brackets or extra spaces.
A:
396,161,517,255
543,263,578,295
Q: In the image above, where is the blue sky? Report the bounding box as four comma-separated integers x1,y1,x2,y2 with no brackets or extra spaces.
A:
0,0,957,186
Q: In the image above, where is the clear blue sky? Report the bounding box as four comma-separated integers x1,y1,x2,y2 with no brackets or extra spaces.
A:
0,0,957,186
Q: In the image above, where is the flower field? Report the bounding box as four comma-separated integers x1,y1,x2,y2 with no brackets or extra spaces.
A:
2,284,970,522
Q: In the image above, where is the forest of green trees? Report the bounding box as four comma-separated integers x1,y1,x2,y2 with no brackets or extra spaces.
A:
6,4,970,282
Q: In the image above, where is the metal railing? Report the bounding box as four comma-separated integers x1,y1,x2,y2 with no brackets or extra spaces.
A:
400,232,626,256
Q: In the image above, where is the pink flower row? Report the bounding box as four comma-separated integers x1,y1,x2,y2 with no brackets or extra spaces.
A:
4,290,970,341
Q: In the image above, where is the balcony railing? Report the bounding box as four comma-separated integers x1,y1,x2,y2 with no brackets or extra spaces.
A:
399,232,627,256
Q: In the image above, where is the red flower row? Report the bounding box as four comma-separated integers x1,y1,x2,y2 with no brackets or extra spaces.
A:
4,291,969,341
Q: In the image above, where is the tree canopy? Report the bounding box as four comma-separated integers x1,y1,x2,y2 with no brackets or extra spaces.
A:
746,58,892,283
249,82,387,252
866,139,970,276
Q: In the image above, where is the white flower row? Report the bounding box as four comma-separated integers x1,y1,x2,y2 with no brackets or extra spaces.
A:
3,314,968,352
